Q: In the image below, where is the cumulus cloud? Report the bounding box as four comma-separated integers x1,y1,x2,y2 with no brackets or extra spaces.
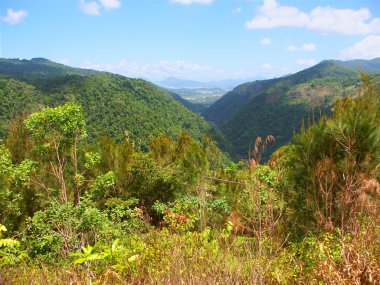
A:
79,0,121,15
246,0,309,29
296,59,316,66
170,0,213,5
286,43,316,52
340,35,380,60
81,59,222,81
79,0,101,15
260,37,272,45
261,63,272,69
81,59,296,80
2,8,28,25
308,7,378,35
99,0,121,10
281,66,290,73
57,58,70,65
246,0,380,35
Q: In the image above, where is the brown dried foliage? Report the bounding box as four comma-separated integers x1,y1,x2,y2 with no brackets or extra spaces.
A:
248,135,275,169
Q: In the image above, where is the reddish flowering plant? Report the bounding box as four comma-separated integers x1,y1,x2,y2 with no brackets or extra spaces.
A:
153,201,196,232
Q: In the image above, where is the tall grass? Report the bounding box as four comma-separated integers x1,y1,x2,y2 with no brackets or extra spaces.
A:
2,217,379,285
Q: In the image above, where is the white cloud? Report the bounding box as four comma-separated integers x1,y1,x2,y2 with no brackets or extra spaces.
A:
281,66,290,73
79,0,121,15
340,35,380,60
246,0,380,35
170,0,213,5
79,0,101,16
81,59,221,81
80,59,295,81
286,43,316,52
246,0,309,29
2,8,27,25
296,59,316,66
260,37,272,45
159,60,213,75
261,63,272,69
308,7,377,35
286,46,297,51
301,43,316,51
99,0,121,10
57,58,70,65
285,46,296,51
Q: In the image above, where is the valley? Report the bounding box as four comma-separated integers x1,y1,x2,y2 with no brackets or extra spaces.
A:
1,58,379,283
163,87,227,109
1,57,380,161
2,0,380,283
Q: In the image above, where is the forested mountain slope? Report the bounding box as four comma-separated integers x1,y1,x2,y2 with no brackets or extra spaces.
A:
0,58,101,80
339,57,380,72
0,59,215,149
204,58,380,159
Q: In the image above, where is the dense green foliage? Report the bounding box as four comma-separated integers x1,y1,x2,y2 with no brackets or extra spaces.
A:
205,59,380,160
0,59,217,151
0,58,101,80
340,57,380,72
4,58,380,163
0,74,379,284
271,72,380,236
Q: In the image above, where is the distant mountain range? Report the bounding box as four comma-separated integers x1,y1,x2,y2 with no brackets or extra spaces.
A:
156,76,266,89
204,58,380,159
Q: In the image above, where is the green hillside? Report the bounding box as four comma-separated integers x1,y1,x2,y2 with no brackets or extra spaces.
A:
204,59,380,159
0,58,101,80
339,57,380,72
0,58,204,113
0,59,215,149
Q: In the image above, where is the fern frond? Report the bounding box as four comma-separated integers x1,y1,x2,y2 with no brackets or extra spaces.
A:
0,238,20,248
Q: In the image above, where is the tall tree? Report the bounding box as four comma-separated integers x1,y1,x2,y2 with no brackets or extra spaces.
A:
26,103,86,203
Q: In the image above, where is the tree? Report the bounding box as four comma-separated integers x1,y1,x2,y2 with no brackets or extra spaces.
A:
26,103,86,203
0,145,35,231
276,73,380,234
4,114,34,164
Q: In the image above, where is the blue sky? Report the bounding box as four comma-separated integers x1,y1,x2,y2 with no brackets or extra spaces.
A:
1,0,380,81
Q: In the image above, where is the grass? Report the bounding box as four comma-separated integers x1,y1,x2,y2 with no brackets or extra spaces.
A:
1,220,378,285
